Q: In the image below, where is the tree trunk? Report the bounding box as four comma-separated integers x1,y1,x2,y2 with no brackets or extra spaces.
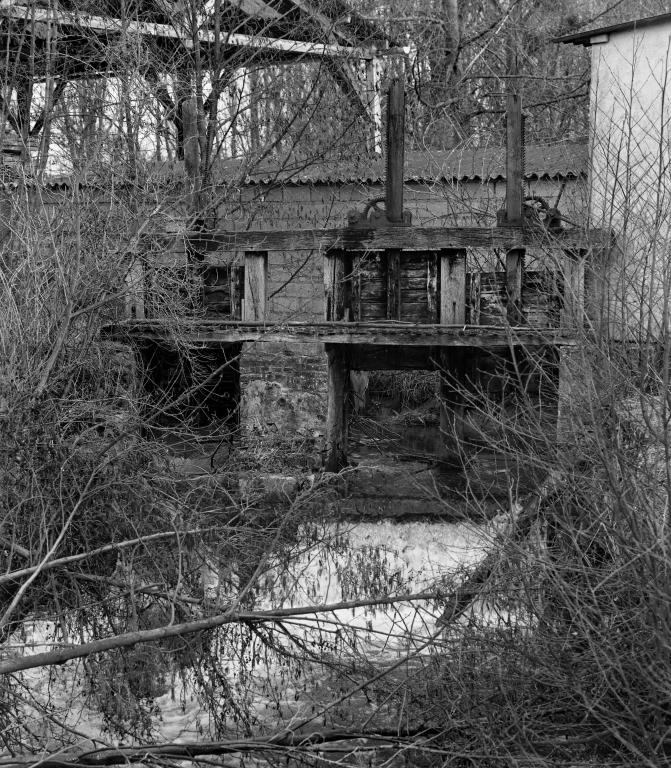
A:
426,0,461,149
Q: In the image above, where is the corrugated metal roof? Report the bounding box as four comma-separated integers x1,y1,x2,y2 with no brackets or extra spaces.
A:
4,140,585,192
198,141,588,185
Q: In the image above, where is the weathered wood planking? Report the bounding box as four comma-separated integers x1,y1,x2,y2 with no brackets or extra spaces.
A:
203,265,231,316
476,272,507,325
353,252,386,321
349,251,441,323
403,252,439,323
104,319,578,348
243,252,267,322
440,249,467,325
465,270,561,327
192,226,612,257
203,264,244,318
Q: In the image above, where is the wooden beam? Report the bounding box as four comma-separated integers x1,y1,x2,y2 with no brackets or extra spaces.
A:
193,226,611,255
506,93,523,226
243,252,267,322
440,249,467,325
386,78,405,223
0,4,375,59
506,248,524,325
325,346,349,472
104,320,578,348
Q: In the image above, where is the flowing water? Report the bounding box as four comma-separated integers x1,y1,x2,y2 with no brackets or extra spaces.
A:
10,418,526,757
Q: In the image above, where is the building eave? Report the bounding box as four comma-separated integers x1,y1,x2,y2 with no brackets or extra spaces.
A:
554,12,671,47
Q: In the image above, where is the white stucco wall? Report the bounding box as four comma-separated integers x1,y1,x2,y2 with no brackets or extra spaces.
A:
589,21,671,335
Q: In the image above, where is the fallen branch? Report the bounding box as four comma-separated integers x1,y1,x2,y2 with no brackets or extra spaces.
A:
0,591,443,674
1,727,437,767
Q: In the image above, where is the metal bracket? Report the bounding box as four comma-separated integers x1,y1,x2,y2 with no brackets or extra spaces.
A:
347,199,412,229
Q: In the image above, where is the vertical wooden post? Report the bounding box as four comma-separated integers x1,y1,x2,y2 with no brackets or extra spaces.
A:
326,346,349,471
324,250,350,321
386,249,402,320
506,248,525,325
439,249,467,450
386,78,405,224
561,249,585,329
506,93,523,226
440,249,467,325
243,251,267,322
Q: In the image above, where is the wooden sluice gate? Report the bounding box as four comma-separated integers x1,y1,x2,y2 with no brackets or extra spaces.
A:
108,83,611,473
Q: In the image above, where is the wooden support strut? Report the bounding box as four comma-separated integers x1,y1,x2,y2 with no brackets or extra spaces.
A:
385,79,405,224
385,78,406,320
325,346,350,472
439,249,467,448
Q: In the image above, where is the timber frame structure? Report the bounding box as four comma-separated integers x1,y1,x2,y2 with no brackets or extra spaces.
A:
108,81,613,471
0,0,394,158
